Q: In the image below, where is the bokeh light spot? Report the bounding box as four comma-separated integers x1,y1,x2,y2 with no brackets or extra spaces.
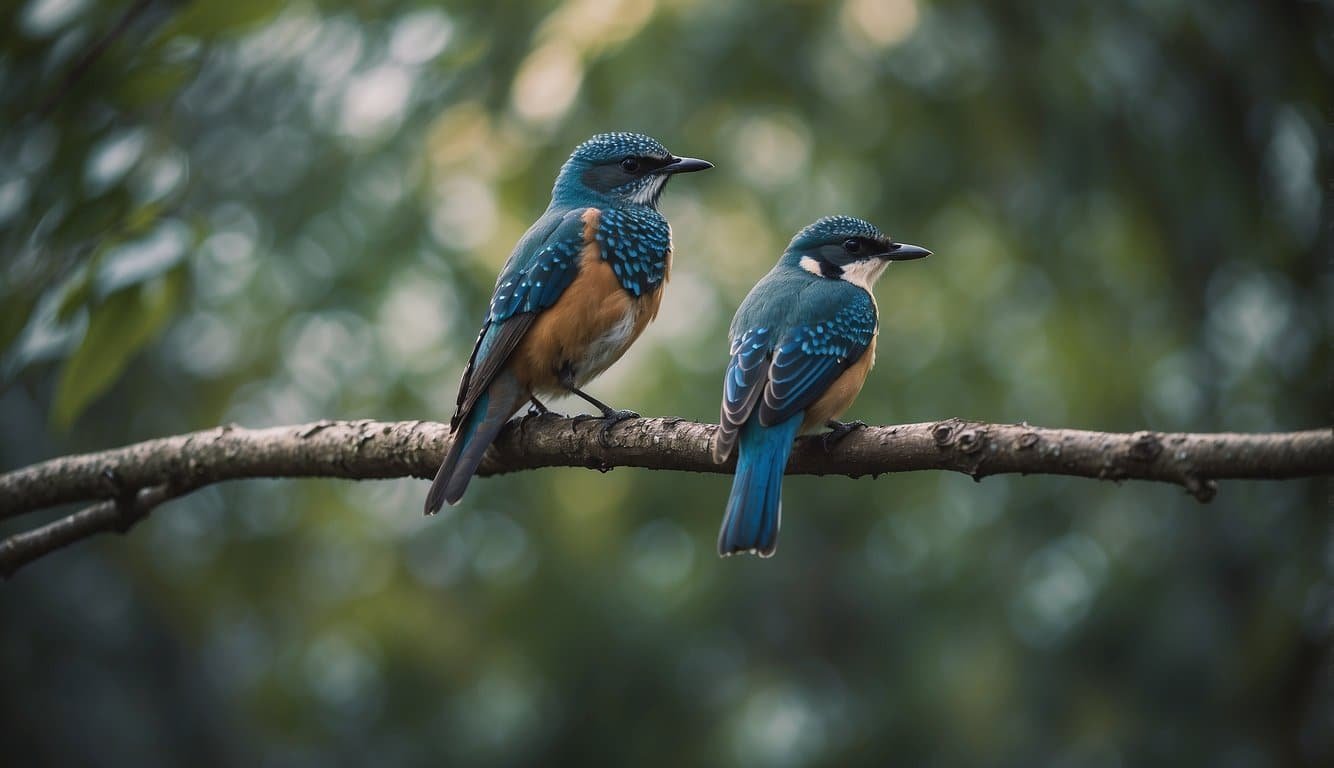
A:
840,0,920,50
511,43,584,125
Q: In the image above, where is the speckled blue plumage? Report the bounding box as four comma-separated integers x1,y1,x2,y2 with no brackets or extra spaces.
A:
788,215,887,251
782,298,878,358
722,268,877,428
566,132,670,167
593,206,671,297
487,209,588,324
481,208,670,329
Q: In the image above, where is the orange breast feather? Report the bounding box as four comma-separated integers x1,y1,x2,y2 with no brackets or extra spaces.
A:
800,334,877,432
509,209,667,394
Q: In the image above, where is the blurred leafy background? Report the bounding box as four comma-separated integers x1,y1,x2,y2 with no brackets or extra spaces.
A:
1,0,1330,765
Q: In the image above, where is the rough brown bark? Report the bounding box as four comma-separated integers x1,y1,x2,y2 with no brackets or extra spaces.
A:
2,416,1330,578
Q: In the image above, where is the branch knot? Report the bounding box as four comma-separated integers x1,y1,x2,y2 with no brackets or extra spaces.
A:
1128,432,1163,462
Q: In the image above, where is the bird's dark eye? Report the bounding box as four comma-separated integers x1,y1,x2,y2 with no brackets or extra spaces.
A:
620,157,640,173
843,238,861,253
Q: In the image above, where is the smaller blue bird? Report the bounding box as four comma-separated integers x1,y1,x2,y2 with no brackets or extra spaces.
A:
713,215,930,557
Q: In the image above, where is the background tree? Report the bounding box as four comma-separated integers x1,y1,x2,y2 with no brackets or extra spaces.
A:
1,0,1330,765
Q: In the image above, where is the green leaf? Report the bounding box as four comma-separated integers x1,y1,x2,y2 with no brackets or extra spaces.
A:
162,0,284,40
113,62,194,109
51,270,184,429
55,264,95,323
122,203,164,237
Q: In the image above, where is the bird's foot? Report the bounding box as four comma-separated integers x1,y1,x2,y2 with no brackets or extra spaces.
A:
573,408,638,448
600,408,639,425
596,409,638,447
572,407,638,425
822,419,868,451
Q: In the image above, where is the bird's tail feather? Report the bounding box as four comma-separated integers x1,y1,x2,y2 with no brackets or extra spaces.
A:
717,414,803,557
425,372,525,513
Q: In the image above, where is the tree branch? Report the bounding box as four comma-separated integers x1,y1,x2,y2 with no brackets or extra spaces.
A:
0,482,197,579
2,416,1330,577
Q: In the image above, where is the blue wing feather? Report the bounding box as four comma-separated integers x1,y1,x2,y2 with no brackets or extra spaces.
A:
756,294,877,426
713,285,878,458
453,207,593,425
714,327,772,462
488,213,588,323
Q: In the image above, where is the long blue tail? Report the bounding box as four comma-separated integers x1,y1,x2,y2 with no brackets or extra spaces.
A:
717,414,803,557
424,372,525,513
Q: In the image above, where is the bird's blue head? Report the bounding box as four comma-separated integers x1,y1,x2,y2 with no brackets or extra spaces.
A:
783,215,930,291
553,132,712,209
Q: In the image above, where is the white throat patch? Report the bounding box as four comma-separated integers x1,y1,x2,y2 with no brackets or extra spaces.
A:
630,175,668,206
799,255,889,290
838,259,890,291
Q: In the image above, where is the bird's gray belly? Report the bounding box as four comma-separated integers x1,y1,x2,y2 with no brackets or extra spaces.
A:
574,308,638,386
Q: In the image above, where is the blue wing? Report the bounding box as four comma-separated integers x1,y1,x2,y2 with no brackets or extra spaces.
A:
713,291,877,460
487,210,589,323
758,305,875,425
713,327,772,462
452,207,593,427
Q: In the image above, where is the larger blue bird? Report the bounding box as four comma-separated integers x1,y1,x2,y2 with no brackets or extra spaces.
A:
425,133,712,512
713,216,930,557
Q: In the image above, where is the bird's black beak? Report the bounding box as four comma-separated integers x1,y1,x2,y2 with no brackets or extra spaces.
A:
659,156,713,174
880,242,931,261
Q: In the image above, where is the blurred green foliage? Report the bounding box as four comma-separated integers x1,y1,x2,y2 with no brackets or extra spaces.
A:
1,0,1330,765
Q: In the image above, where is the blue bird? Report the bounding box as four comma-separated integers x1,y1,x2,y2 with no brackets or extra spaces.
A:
425,133,712,512
713,215,930,557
